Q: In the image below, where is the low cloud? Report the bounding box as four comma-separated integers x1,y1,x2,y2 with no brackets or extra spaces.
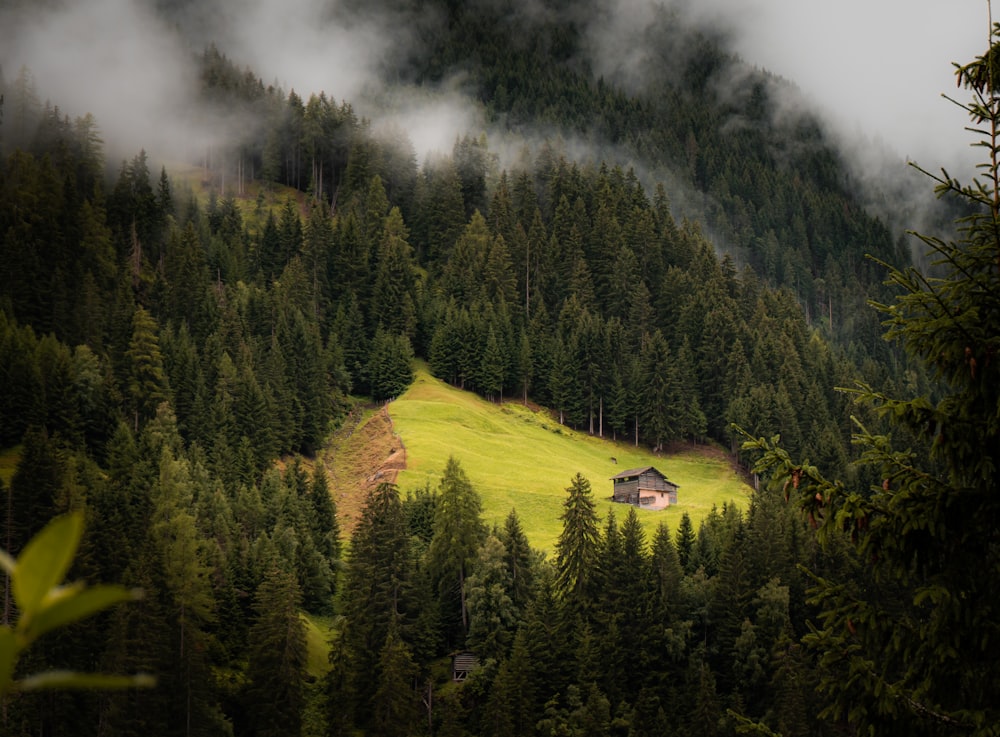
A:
580,0,987,178
0,0,205,162
2,0,990,214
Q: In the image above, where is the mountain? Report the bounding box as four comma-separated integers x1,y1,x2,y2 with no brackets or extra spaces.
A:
0,2,972,735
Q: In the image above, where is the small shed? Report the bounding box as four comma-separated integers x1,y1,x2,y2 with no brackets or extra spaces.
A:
452,651,480,681
611,466,679,511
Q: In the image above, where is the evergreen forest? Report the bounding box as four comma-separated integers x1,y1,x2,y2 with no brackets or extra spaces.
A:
1,1,998,735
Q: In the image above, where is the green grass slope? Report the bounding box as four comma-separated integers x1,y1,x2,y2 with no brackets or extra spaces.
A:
389,366,752,551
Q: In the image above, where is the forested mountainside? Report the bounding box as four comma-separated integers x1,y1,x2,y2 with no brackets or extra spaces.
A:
2,1,990,735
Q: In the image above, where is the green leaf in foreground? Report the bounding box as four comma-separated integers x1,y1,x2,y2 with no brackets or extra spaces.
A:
13,512,84,613
16,671,157,692
25,584,142,642
1,511,155,698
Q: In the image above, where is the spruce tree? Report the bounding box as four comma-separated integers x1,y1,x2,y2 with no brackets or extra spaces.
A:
742,29,1000,736
499,509,535,616
674,511,696,575
367,326,414,401
371,622,420,737
466,534,517,662
427,456,486,643
125,305,169,431
340,482,412,725
244,567,308,737
555,473,601,613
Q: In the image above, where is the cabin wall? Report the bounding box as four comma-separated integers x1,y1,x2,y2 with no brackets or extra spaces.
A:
637,472,675,493
613,479,640,504
613,471,679,510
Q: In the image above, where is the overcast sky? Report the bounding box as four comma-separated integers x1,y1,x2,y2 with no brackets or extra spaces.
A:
710,0,989,175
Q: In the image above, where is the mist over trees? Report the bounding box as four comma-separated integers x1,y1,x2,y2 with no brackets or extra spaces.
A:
0,1,989,736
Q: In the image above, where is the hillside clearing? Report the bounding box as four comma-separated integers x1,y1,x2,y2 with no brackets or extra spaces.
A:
388,367,752,551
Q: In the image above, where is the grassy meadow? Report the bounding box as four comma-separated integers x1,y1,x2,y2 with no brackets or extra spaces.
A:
389,366,752,551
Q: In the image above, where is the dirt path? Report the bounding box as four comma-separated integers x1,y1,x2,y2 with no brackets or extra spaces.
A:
320,405,406,536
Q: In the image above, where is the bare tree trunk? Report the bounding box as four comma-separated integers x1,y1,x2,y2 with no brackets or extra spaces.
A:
459,565,468,633
525,238,530,317
422,679,433,733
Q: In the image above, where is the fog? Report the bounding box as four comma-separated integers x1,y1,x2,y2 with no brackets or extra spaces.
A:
580,0,989,178
0,0,457,164
0,0,205,160
0,0,991,185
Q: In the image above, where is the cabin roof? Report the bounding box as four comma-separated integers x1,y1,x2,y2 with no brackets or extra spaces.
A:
610,466,679,488
611,466,662,480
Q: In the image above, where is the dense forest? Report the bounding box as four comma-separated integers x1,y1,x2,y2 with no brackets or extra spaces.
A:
2,1,997,736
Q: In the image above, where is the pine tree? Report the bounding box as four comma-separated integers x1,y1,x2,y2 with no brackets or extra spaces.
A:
499,509,535,616
245,567,308,737
371,622,420,737
555,473,601,614
427,456,486,643
125,306,169,431
340,482,412,725
466,534,517,662
741,30,1000,735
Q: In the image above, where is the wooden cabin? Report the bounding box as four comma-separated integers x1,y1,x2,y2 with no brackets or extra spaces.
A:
452,651,480,681
611,466,679,511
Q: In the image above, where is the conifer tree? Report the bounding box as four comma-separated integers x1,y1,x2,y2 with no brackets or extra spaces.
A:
742,28,1000,735
322,633,356,737
639,329,677,451
499,509,535,615
370,622,420,737
367,326,414,401
555,473,601,613
428,456,486,642
466,534,517,662
371,206,418,339
245,567,308,737
675,511,696,575
5,426,61,559
125,306,169,430
341,482,412,723
486,630,537,737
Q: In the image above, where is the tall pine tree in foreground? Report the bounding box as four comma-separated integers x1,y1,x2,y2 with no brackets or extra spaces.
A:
244,567,307,737
555,473,601,616
742,24,1000,736
427,456,486,643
